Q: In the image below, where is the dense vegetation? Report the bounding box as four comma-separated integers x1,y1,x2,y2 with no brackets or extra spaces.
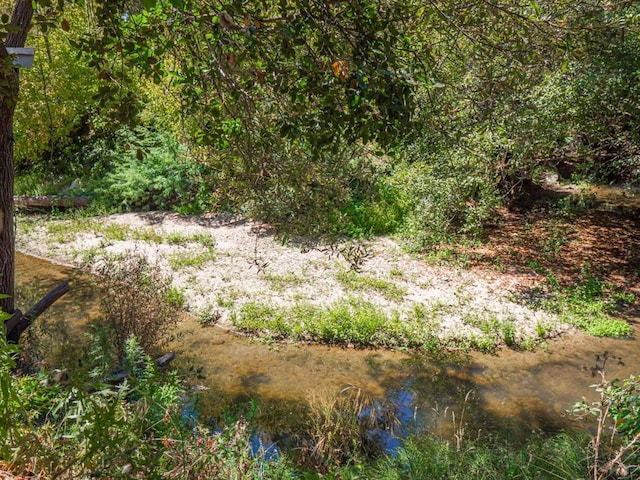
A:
10,1,640,244
2,320,640,478
2,0,640,478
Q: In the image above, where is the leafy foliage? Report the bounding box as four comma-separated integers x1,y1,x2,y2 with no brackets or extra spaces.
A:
390,147,500,249
0,327,290,478
90,126,213,213
573,355,640,480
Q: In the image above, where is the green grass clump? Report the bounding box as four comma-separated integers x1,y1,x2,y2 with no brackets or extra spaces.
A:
542,271,634,338
41,215,135,244
263,271,304,292
368,432,588,480
165,231,216,247
233,299,444,349
233,299,527,351
336,270,407,301
165,232,192,245
167,248,216,269
133,228,165,244
166,286,186,308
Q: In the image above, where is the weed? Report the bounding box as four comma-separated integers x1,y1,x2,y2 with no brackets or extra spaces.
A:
133,228,165,244
298,385,399,472
536,320,548,339
263,271,304,293
584,318,633,337
541,269,633,338
167,247,216,269
213,291,236,309
100,223,131,241
197,304,222,326
190,232,216,248
336,270,407,302
423,247,456,265
552,192,598,219
165,231,192,245
500,319,517,347
166,286,186,309
92,252,179,356
72,244,102,265
215,287,241,308
164,231,216,247
45,220,81,244
540,220,569,259
389,267,404,278
468,334,498,353
527,259,546,274
519,338,537,351
234,299,447,350
572,354,640,480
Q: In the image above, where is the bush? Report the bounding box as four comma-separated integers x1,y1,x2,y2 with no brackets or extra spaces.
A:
92,126,212,213
92,253,179,357
573,356,640,480
1,329,291,479
389,148,500,250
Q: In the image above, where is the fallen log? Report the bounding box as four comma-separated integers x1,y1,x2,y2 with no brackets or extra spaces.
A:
13,195,90,210
6,281,70,343
156,351,175,368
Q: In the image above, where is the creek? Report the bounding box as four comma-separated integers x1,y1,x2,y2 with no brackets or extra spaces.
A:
16,252,640,445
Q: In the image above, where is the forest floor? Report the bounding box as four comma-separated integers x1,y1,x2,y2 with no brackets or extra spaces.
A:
15,180,640,350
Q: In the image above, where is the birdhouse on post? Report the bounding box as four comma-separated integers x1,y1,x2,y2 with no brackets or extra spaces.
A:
6,47,34,68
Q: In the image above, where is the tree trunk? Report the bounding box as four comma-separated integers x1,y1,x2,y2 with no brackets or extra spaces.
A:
0,0,34,318
0,59,17,316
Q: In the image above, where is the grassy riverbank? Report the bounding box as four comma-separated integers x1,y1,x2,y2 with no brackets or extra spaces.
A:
15,208,636,354
3,325,638,478
8,207,640,479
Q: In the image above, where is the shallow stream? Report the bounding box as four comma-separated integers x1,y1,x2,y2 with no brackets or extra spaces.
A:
16,252,639,443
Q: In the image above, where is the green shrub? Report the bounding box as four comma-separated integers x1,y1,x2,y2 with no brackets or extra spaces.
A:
1,328,292,479
573,358,640,480
340,179,404,238
389,148,500,250
91,126,212,213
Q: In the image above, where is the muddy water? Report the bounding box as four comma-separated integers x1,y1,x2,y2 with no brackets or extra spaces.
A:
16,253,640,439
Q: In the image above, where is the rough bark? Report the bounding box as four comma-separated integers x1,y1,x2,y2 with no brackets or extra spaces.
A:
0,0,34,317
0,66,17,316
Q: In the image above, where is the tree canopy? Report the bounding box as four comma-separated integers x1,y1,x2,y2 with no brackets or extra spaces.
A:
2,0,640,321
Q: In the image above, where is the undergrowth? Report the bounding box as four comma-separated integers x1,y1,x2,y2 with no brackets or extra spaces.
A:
2,311,638,479
231,299,529,352
540,269,634,337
